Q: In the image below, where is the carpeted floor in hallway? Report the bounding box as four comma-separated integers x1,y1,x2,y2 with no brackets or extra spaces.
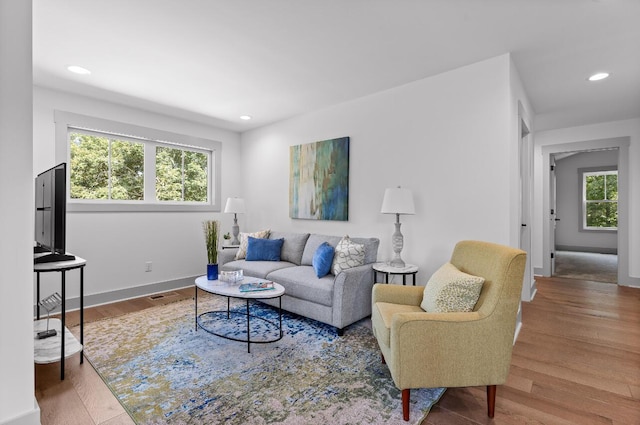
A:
553,250,618,283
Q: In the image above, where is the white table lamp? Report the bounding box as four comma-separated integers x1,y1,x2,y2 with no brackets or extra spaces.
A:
381,187,415,268
224,197,246,245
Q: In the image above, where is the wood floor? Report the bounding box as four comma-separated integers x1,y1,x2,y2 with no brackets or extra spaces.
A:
35,288,194,425
35,278,640,425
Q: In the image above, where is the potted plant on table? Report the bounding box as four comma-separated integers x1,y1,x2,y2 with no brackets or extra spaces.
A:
203,220,219,280
223,232,231,246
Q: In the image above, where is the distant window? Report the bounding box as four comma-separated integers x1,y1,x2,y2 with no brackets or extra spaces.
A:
583,170,617,230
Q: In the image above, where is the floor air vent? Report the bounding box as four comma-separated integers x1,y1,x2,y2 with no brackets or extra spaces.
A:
148,291,180,300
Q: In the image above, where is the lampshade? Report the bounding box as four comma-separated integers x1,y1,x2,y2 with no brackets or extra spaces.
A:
224,197,246,214
380,187,415,215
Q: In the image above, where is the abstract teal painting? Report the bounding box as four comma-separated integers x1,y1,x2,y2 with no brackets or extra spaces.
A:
290,137,349,221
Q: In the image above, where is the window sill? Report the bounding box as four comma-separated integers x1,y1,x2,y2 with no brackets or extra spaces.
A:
579,228,617,234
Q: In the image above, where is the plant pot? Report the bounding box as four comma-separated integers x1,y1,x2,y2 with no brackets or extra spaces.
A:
207,263,219,280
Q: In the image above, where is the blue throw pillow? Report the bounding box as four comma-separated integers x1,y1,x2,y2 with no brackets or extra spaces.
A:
312,242,335,278
245,237,284,261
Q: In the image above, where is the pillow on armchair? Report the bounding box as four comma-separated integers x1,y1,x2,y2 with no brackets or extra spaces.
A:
421,262,485,313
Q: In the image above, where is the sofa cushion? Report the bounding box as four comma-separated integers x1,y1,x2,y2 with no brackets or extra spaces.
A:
246,237,284,261
301,234,379,266
420,262,485,313
357,237,380,265
220,259,294,280
301,234,342,265
269,231,310,265
331,236,365,275
312,242,335,278
267,266,335,307
235,229,270,260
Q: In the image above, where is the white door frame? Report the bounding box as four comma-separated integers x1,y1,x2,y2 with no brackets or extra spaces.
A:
541,137,633,286
518,103,535,301
549,154,557,276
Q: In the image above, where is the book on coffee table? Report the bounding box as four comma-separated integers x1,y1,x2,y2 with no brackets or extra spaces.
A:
239,281,275,292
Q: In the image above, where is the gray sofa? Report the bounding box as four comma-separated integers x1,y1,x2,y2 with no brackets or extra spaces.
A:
219,231,380,335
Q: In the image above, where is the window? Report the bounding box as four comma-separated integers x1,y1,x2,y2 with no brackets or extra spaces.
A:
155,146,208,202
582,170,617,230
55,111,221,212
70,132,145,201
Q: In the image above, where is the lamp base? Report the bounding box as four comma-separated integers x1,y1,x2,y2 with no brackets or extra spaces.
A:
390,220,406,268
389,257,406,268
231,217,240,245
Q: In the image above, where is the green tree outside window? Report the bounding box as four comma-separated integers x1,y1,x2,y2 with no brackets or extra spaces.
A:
584,171,617,229
155,147,208,202
69,131,208,204
70,133,143,201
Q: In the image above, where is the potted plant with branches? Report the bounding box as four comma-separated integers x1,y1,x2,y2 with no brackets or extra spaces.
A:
203,220,220,280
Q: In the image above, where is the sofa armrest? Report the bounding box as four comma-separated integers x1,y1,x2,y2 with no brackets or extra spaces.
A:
218,248,238,266
372,283,423,307
331,263,376,329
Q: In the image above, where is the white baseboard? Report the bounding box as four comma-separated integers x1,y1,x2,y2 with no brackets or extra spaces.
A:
555,245,617,255
0,399,40,425
33,276,196,316
513,320,522,344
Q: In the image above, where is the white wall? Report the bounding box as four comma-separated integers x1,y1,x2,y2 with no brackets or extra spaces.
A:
0,1,40,424
533,118,640,283
555,150,618,252
33,87,243,304
240,54,527,280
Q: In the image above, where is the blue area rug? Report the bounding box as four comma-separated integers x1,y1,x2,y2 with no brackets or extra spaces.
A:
79,293,445,424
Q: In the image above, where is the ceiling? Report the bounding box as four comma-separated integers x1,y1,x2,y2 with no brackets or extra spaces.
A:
33,0,640,133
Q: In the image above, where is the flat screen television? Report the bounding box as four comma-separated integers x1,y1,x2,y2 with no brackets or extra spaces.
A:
34,163,75,264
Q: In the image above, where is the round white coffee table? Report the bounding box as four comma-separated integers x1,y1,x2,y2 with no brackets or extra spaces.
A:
194,276,285,353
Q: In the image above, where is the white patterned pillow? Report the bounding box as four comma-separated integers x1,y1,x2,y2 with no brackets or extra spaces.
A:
235,229,270,260
331,235,365,275
420,262,485,313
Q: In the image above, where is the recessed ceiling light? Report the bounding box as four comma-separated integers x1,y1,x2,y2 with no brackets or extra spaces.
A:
67,65,91,75
240,115,252,121
588,72,610,82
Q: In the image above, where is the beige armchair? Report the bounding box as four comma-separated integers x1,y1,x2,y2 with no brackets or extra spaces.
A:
371,240,526,421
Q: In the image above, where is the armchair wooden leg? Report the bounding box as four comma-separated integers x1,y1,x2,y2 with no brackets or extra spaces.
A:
402,389,410,421
487,385,496,418
381,353,386,364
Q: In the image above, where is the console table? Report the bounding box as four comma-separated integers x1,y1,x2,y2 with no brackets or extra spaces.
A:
34,255,86,380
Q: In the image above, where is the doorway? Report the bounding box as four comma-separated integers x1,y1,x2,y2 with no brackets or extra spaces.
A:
551,149,619,284
542,137,631,286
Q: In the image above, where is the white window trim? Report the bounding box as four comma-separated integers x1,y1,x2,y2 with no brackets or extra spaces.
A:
55,111,222,212
579,166,617,233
